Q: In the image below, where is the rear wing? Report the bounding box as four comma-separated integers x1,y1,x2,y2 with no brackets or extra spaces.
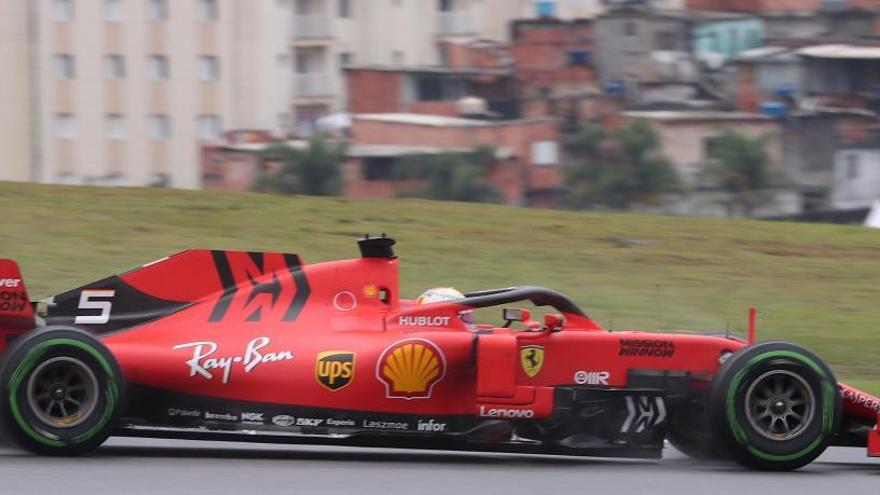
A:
0,259,35,336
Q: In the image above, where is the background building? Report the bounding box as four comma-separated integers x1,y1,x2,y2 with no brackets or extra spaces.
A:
0,1,34,182
289,0,634,133
21,0,291,189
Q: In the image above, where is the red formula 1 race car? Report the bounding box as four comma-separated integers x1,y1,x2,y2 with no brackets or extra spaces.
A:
0,236,877,470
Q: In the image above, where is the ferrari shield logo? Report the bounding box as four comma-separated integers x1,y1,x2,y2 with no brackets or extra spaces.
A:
520,345,544,378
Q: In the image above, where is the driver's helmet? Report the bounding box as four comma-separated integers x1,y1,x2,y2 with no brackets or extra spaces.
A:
416,287,474,325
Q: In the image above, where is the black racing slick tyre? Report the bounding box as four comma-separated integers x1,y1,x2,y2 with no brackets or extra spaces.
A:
0,327,123,456
709,342,840,471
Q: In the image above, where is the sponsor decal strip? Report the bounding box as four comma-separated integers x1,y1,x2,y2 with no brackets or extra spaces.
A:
618,339,676,358
173,337,294,384
573,370,610,385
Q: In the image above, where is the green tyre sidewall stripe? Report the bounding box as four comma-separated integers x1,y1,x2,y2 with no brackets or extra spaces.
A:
725,349,836,463
8,338,118,448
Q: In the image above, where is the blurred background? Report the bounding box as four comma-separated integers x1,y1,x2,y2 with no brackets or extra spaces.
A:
0,0,878,389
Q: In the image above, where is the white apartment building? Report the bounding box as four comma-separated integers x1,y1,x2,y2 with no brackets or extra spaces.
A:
17,0,292,189
0,1,35,182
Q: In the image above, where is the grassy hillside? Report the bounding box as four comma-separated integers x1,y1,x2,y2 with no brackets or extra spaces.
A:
1,182,878,392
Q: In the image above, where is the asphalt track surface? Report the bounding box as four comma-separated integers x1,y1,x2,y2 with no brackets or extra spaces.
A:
0,439,875,495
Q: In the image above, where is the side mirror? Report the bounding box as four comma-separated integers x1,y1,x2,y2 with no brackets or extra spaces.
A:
503,308,530,323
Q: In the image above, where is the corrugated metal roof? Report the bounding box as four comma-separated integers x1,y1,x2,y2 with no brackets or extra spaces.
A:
735,46,798,63
347,144,472,158
798,44,880,60
622,111,772,122
354,113,555,128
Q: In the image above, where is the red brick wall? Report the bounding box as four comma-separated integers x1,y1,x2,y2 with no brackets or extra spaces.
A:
510,21,597,97
686,0,821,12
350,118,563,204
347,70,402,114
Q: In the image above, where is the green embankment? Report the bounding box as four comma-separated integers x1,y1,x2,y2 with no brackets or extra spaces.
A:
1,183,878,392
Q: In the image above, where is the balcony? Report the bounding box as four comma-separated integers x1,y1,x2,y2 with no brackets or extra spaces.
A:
294,73,334,97
294,14,331,39
437,10,477,36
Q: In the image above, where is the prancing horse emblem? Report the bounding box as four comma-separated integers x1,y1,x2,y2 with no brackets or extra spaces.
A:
520,345,545,378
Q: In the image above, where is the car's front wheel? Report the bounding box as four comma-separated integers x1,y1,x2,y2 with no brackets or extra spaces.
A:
0,327,123,455
709,341,840,471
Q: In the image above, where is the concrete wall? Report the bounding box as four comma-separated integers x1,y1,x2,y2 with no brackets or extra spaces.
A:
686,0,821,12
0,0,33,182
832,148,880,209
595,12,692,83
631,116,782,187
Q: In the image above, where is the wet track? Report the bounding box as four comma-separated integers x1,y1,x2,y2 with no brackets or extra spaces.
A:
0,439,875,495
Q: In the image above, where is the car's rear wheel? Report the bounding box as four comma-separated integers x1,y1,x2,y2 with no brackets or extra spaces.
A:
709,342,839,471
0,327,123,455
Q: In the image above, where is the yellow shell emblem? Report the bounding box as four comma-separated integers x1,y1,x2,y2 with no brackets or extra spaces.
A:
377,339,446,399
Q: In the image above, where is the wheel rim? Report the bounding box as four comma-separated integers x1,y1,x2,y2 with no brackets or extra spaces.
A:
744,370,815,441
26,357,99,429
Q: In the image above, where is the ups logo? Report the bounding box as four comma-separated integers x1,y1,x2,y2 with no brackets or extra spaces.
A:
315,351,355,391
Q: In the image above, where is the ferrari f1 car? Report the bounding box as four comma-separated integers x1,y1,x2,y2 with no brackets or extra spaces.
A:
0,236,877,470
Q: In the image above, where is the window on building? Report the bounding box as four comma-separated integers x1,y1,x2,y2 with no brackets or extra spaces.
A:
656,32,676,51
392,50,405,65
847,153,860,179
339,0,351,17
748,29,760,48
104,0,123,21
104,55,126,79
295,51,310,73
198,55,220,81
438,0,453,11
567,50,590,66
147,55,170,80
278,113,292,133
392,0,403,7
704,136,723,159
532,141,559,166
55,113,75,139
624,21,638,36
710,32,721,53
364,157,396,181
198,114,222,141
148,114,171,139
148,0,168,21
198,0,218,21
105,114,126,140
54,54,76,79
54,0,75,21
339,52,353,68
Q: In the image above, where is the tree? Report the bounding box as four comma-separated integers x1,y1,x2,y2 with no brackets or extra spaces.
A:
254,137,344,196
706,129,770,217
394,149,501,203
565,120,679,209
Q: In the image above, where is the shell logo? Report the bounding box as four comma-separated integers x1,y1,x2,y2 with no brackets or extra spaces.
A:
376,338,446,399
